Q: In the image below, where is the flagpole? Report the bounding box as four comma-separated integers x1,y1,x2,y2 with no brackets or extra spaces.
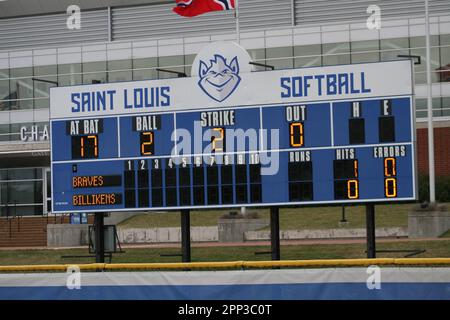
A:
425,0,436,204
235,0,240,44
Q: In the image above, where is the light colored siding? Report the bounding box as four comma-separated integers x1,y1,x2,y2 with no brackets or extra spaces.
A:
0,10,109,50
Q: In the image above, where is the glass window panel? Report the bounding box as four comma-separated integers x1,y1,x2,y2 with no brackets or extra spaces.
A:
46,170,51,197
442,97,450,117
415,98,426,118
441,34,450,46
351,40,380,63
33,98,49,109
4,168,42,180
0,182,7,205
438,35,450,83
1,205,43,217
0,181,42,205
380,49,411,62
133,57,158,81
322,42,350,66
0,69,9,111
294,44,321,68
34,65,57,109
158,55,184,79
58,63,82,86
0,124,10,142
266,47,293,70
351,52,380,63
247,49,266,71
380,37,410,62
411,47,440,84
432,98,443,117
10,67,33,110
381,37,409,50
415,98,442,118
0,132,20,142
83,61,107,84
410,36,439,48
184,54,196,76
108,59,132,83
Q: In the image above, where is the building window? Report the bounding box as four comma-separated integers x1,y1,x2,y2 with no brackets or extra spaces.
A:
0,69,10,111
294,44,322,68
415,97,444,118
108,59,132,83
58,63,82,86
247,48,266,71
132,57,158,81
442,97,450,117
438,34,450,82
158,55,185,79
351,40,380,63
266,47,294,70
184,54,196,77
82,61,107,84
322,42,351,66
380,37,409,62
9,67,33,110
0,168,44,217
34,65,57,109
410,36,440,84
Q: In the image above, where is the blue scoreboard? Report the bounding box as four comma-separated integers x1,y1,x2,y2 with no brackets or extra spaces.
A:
50,43,416,213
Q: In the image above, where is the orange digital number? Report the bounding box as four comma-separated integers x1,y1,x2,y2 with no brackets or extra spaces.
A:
384,157,397,197
212,128,225,152
80,135,98,158
347,179,359,199
385,178,397,197
384,157,396,177
141,131,154,155
289,122,304,147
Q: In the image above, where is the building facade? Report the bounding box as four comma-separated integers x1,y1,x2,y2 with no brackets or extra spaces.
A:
0,0,449,216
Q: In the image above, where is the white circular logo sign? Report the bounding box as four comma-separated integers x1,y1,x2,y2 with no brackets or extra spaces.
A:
192,41,254,102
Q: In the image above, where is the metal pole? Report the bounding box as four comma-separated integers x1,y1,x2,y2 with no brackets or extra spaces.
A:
94,213,105,263
235,0,240,44
366,204,376,258
181,210,191,263
270,207,280,261
340,205,347,222
425,0,436,203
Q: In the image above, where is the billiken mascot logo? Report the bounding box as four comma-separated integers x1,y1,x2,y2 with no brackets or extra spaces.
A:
198,54,241,102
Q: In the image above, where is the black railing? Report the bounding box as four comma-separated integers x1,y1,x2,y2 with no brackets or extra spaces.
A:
4,201,21,238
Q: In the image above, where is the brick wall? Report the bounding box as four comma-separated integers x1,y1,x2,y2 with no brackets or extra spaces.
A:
417,127,450,176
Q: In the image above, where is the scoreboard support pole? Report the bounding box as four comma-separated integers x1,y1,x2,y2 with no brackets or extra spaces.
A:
94,213,105,263
366,204,376,259
270,207,281,261
181,210,191,263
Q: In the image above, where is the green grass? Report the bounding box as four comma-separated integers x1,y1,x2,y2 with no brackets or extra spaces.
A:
1,239,449,266
440,230,450,238
118,203,413,230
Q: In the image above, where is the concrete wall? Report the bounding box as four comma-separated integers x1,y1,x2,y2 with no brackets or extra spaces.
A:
408,211,450,238
104,211,141,226
117,226,218,244
218,219,269,242
47,224,89,247
117,226,408,244
244,227,408,241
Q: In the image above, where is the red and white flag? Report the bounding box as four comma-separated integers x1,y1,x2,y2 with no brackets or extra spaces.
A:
173,0,235,17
